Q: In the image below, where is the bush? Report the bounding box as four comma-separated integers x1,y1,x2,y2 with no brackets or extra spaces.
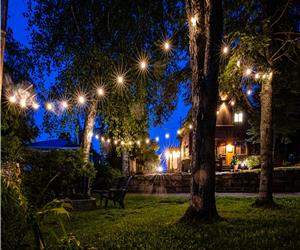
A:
245,155,261,169
1,176,29,249
23,149,96,206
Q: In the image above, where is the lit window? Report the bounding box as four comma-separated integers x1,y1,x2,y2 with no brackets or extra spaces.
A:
234,112,243,123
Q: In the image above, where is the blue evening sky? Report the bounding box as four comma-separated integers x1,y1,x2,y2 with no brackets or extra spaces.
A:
8,0,190,161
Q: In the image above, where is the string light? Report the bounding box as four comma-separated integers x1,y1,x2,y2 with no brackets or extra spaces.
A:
217,111,220,115
78,95,85,105
139,60,147,70
129,141,133,145
191,16,197,27
165,133,170,139
163,41,171,51
177,130,181,135
101,137,105,142
230,100,235,106
32,102,40,110
245,68,252,76
107,138,111,144
236,60,241,68
8,95,17,103
222,46,229,55
145,138,150,144
117,75,124,84
121,141,125,145
255,73,260,79
114,140,118,145
246,89,252,95
137,140,141,146
262,73,267,79
95,134,99,139
46,102,53,111
20,99,27,108
268,71,273,80
189,124,193,129
61,100,68,109
155,136,159,142
97,87,105,96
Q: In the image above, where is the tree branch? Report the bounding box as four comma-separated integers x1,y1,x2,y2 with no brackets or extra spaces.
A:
271,40,288,62
271,1,290,28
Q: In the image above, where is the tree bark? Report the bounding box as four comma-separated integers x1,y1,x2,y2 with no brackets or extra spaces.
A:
0,0,8,98
82,101,97,163
255,79,274,205
182,0,222,223
122,150,130,177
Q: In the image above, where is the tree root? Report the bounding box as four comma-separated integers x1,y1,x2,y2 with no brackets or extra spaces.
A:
179,206,221,224
251,199,280,209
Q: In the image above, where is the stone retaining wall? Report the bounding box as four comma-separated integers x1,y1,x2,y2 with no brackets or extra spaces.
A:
128,168,300,193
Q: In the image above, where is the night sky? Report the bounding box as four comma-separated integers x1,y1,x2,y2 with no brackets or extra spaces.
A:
8,0,190,165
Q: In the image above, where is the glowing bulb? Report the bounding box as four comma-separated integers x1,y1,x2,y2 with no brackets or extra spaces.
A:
157,166,163,172
165,133,170,139
245,68,252,76
255,73,260,79
236,60,241,68
145,138,150,144
101,137,105,142
107,138,111,143
191,16,197,27
246,89,252,95
137,140,141,146
164,41,170,51
230,100,235,106
32,102,40,110
95,134,99,139
121,141,125,145
155,136,159,142
222,46,229,54
117,75,124,84
189,124,193,129
78,95,85,104
62,100,68,109
268,72,273,80
114,140,118,145
140,60,147,70
177,130,181,135
262,73,267,79
217,111,220,115
129,141,132,145
8,95,17,103
97,88,104,96
20,99,27,108
165,151,170,159
226,144,233,153
46,103,53,111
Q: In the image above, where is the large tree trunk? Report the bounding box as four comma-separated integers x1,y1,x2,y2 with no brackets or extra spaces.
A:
182,0,222,223
254,0,278,207
122,150,130,177
81,101,97,194
0,0,8,97
82,102,97,163
256,79,274,205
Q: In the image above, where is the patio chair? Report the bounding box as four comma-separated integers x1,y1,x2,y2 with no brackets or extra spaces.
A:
93,176,126,207
102,176,132,209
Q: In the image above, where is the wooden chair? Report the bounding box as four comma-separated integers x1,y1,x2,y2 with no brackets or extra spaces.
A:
102,176,132,209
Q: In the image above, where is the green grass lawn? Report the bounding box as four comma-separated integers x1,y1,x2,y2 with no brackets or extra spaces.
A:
42,195,300,250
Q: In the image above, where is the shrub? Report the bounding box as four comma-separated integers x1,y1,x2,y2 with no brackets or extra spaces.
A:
245,155,261,169
23,149,96,206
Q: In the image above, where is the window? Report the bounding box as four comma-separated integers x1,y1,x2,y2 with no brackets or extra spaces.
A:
234,112,243,123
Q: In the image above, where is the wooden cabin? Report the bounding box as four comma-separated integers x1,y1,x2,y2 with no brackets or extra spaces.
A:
178,99,250,172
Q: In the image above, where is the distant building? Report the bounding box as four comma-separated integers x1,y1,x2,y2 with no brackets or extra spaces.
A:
178,98,251,172
27,133,101,164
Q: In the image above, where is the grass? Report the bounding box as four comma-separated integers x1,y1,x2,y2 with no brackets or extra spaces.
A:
41,195,300,250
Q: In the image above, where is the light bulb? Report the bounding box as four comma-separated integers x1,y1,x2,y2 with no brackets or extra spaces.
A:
97,88,104,96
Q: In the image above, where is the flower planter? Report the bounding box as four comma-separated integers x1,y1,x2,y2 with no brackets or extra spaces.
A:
70,197,97,211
